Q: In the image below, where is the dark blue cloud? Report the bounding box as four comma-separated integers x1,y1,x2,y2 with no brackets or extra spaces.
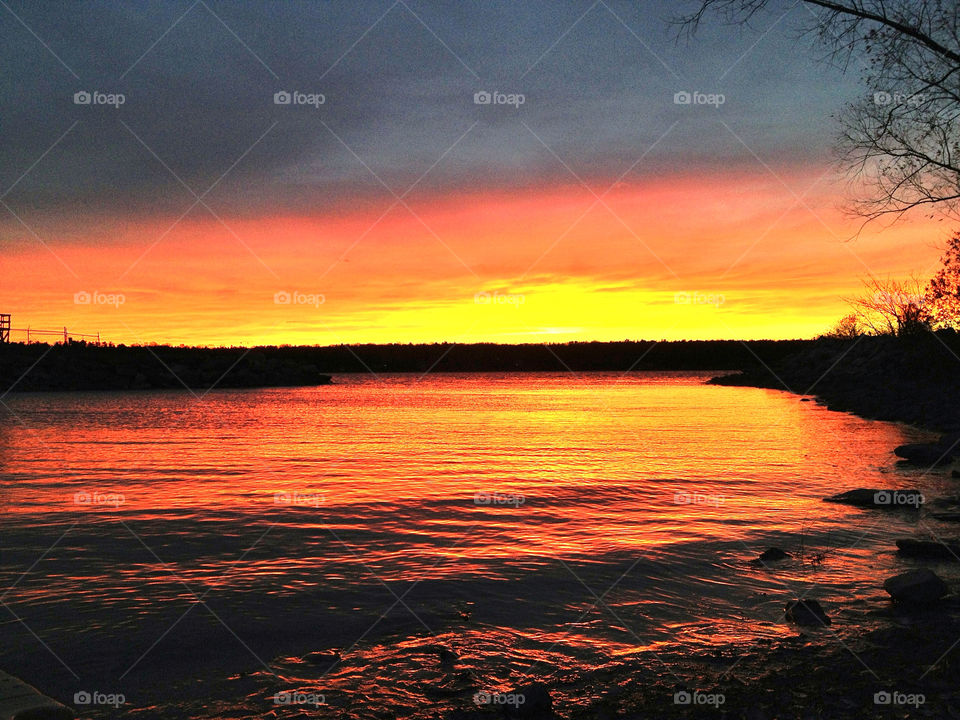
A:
0,0,857,234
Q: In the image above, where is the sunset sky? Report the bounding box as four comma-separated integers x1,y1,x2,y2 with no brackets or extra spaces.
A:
0,0,951,346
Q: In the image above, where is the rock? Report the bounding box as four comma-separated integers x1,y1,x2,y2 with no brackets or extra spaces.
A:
883,568,949,605
303,650,341,665
503,682,552,718
438,647,457,665
894,443,954,465
784,599,831,626
896,539,960,559
758,547,790,562
823,488,923,509
0,669,74,720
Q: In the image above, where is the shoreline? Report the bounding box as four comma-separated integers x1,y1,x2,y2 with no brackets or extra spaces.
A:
707,334,960,433
0,339,807,392
645,336,960,720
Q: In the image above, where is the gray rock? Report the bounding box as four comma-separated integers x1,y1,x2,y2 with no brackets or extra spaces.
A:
883,568,949,605
784,599,830,626
303,650,341,665
896,539,960,559
758,547,790,562
894,443,954,465
823,488,923,509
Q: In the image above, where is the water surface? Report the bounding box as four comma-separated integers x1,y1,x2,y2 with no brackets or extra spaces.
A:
0,372,946,718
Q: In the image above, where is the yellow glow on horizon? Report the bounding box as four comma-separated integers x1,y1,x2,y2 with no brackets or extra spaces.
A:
1,171,949,346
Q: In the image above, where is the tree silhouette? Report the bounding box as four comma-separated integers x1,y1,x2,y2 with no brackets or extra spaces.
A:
679,1,960,222
927,232,960,328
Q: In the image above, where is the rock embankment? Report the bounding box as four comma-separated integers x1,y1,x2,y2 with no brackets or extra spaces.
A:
709,333,960,432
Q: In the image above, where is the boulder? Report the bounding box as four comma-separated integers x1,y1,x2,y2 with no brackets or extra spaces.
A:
303,650,341,665
883,568,949,605
895,539,960,559
823,488,923,509
894,443,953,465
758,547,790,562
784,599,830,626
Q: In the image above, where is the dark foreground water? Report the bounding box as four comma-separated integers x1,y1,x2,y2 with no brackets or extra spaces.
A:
0,372,950,718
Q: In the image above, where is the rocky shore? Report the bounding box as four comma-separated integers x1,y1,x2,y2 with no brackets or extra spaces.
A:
437,335,960,719
660,332,960,720
708,333,960,432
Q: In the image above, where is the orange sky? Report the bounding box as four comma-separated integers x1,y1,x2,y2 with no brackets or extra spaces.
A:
2,167,949,346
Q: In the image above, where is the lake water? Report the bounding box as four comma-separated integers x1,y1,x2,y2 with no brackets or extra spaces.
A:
0,372,948,718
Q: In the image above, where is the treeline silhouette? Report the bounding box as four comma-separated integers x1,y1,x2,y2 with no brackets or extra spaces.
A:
0,339,811,392
714,329,960,430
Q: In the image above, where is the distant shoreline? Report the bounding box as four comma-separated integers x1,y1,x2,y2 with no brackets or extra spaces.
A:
0,339,808,392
